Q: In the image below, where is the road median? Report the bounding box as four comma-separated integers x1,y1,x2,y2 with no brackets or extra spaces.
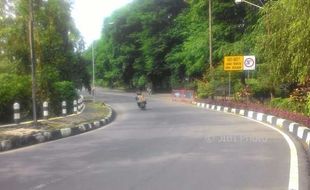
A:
0,100,114,152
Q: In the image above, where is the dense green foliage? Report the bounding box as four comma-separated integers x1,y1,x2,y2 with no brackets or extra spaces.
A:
89,0,309,115
1,0,309,120
91,0,260,90
256,0,310,86
0,0,90,123
89,0,187,89
0,74,31,122
254,0,310,114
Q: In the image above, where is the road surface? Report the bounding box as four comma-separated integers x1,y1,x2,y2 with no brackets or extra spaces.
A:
0,88,308,190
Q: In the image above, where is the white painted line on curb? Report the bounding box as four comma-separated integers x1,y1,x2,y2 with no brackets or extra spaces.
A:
257,113,264,121
248,111,254,118
216,106,221,111
267,115,274,124
231,108,236,114
94,121,100,127
224,107,229,112
297,127,308,139
239,109,245,116
197,102,299,190
306,133,310,147
60,128,71,137
276,118,285,128
246,118,299,190
289,123,298,133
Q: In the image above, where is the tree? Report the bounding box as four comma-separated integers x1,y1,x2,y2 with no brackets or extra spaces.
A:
0,0,90,122
93,0,187,89
255,0,310,90
167,0,260,93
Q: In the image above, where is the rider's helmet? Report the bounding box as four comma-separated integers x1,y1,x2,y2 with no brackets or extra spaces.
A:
136,88,143,95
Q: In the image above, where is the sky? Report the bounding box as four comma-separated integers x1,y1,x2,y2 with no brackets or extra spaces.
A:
71,0,133,47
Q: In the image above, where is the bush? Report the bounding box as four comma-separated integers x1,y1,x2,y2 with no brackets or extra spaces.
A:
270,98,289,108
247,79,270,100
0,74,31,123
270,97,295,111
196,80,216,99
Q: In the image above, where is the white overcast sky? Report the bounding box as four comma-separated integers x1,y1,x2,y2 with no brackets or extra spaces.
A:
71,0,133,47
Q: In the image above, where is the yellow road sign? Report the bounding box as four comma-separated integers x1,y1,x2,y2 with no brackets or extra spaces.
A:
224,56,243,71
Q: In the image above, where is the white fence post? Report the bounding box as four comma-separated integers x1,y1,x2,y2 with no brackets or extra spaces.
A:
13,102,20,124
77,95,84,113
62,101,67,116
73,100,77,114
43,101,49,120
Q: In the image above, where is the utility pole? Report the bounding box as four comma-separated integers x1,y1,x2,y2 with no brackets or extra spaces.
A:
209,0,213,70
29,0,37,126
92,43,95,102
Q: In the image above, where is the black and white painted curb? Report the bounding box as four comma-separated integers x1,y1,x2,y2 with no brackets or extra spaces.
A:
194,102,310,151
0,105,114,152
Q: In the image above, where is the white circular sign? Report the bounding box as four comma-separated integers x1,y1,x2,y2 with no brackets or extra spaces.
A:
243,56,256,70
244,58,254,67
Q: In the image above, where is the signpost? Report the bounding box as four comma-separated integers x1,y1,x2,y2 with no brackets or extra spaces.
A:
223,55,256,96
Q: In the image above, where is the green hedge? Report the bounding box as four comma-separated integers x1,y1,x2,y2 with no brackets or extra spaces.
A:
0,74,31,123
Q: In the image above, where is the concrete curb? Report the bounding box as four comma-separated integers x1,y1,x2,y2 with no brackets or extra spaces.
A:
194,102,310,151
0,105,114,152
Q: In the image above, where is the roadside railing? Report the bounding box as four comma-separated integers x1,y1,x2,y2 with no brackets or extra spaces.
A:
2,95,85,127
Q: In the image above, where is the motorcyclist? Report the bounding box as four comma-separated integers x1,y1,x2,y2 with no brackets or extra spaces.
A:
136,90,146,108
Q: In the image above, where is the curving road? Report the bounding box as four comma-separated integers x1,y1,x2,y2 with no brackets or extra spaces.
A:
0,88,308,190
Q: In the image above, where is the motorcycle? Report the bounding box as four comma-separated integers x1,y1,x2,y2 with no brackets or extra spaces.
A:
137,101,146,110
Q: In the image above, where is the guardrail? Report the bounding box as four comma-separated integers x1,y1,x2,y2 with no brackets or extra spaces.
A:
1,95,85,128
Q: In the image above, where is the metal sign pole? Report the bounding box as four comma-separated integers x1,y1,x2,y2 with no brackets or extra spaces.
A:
228,72,231,97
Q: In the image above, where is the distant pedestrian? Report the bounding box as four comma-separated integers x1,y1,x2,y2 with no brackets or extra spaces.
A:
147,87,152,96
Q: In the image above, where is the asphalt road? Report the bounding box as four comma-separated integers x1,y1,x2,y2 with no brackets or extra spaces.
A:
0,89,308,190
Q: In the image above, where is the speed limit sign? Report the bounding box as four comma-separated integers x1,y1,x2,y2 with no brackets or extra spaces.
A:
243,56,255,70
